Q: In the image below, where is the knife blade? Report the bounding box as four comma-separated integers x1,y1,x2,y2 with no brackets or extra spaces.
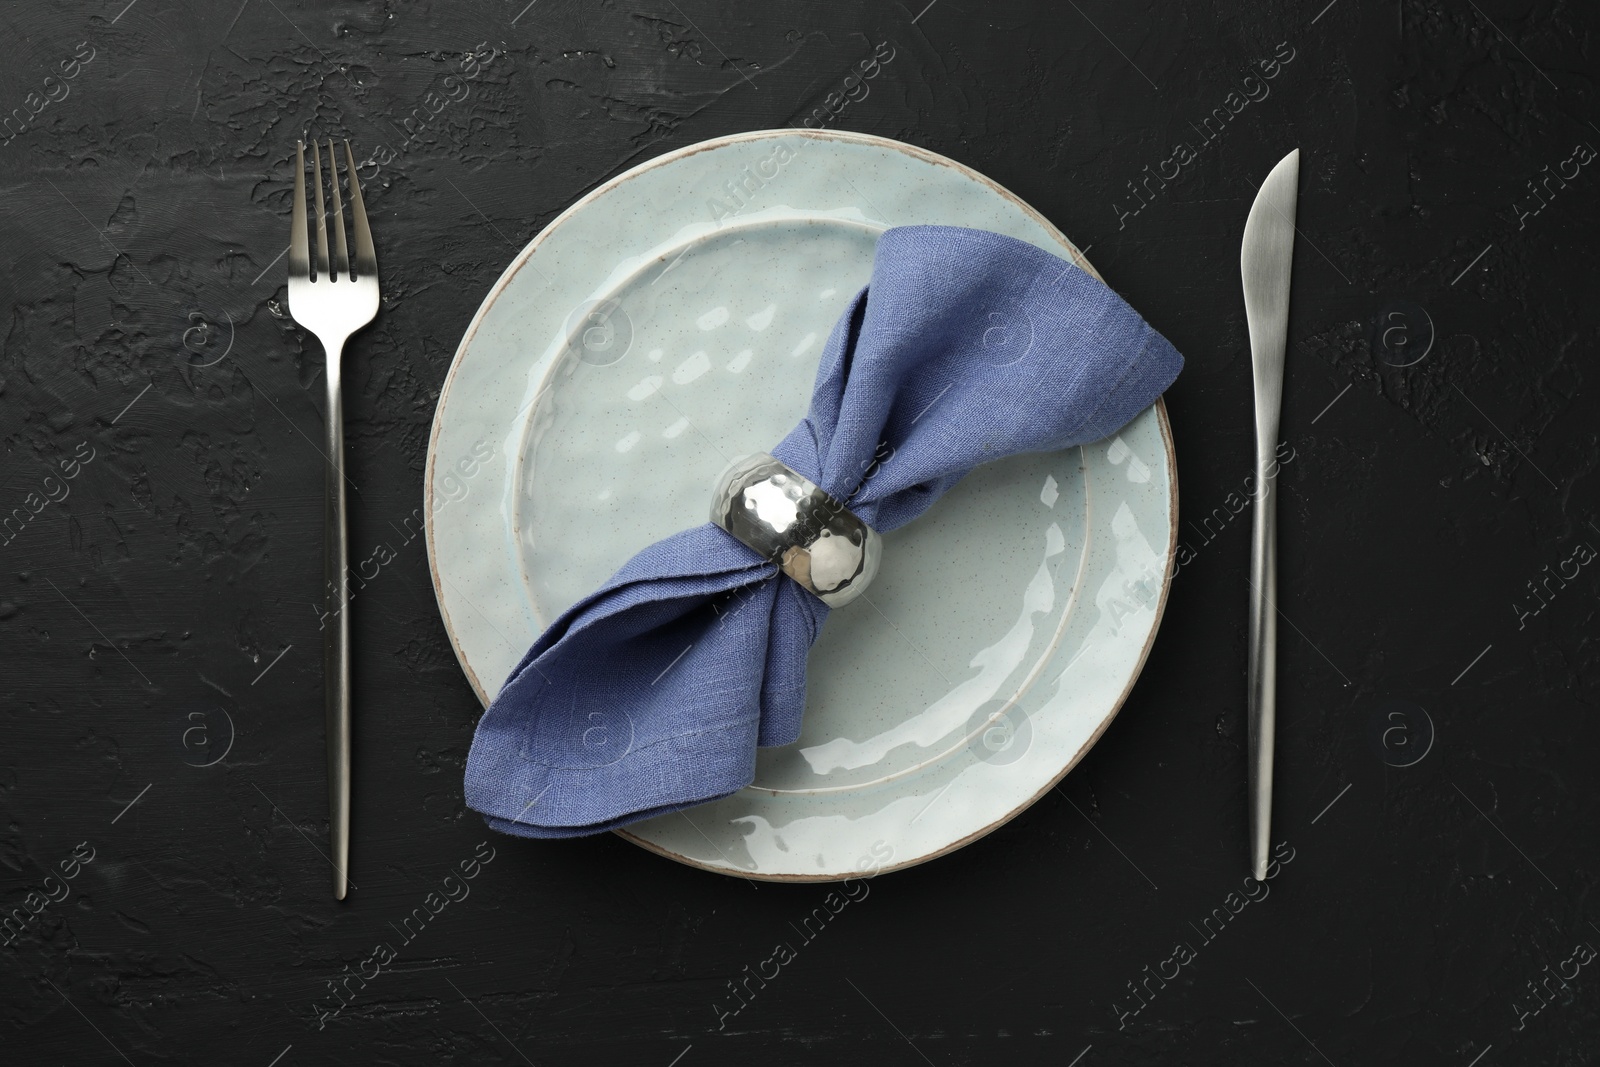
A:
1240,148,1299,881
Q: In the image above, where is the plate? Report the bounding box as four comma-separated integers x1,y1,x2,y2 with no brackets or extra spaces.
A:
425,129,1176,881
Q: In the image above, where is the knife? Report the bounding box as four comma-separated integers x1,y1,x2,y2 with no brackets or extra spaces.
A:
1240,149,1299,881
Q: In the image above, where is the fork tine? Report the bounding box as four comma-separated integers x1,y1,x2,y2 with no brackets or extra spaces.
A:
312,139,330,280
290,140,309,280
342,140,377,277
327,139,350,281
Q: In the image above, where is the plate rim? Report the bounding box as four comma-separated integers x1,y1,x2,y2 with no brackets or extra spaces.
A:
425,127,1179,880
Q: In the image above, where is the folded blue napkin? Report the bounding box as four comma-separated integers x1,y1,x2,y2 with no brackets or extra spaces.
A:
464,225,1183,838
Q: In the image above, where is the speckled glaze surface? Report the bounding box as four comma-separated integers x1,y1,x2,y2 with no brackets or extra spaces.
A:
425,129,1177,880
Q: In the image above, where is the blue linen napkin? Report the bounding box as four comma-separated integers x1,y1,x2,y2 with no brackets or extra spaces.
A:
464,225,1183,838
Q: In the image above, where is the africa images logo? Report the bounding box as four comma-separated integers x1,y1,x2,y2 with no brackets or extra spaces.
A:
1111,41,1297,230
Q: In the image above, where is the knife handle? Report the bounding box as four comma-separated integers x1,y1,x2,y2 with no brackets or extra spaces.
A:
1246,442,1278,881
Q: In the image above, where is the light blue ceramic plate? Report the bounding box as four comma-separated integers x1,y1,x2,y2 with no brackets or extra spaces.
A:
426,130,1176,881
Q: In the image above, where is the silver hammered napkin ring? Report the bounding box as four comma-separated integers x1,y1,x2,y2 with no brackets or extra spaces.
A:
710,454,881,608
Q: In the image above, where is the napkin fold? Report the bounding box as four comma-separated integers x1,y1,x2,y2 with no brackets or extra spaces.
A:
464,225,1183,838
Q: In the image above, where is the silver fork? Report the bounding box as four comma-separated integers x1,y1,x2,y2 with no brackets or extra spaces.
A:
287,138,378,901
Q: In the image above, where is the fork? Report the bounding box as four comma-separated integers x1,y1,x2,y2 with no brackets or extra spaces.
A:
287,138,378,901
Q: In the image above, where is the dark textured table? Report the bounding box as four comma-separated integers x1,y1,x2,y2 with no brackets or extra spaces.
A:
2,1,1597,1064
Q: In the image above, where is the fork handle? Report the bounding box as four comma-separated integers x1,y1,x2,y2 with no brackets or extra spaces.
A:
324,346,352,901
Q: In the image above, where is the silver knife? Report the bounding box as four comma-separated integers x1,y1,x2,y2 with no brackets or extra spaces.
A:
1240,149,1299,880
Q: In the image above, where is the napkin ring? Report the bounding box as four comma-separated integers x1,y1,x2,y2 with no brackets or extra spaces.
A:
710,454,881,608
